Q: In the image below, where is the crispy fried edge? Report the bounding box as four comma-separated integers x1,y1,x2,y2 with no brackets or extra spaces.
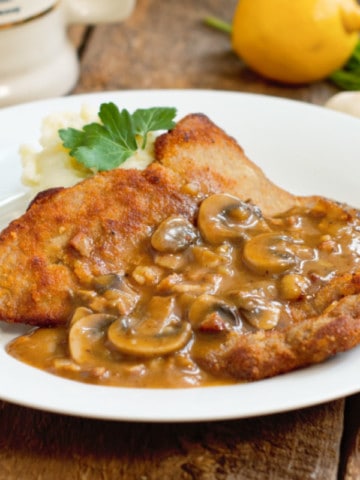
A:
195,291,360,382
155,113,296,215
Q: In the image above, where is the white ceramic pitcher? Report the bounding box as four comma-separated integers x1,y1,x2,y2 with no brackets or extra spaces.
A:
0,0,136,107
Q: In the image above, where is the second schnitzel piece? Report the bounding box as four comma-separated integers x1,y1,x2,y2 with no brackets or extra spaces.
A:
155,113,296,215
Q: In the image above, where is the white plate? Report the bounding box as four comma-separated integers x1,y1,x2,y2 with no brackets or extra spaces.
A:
0,89,359,422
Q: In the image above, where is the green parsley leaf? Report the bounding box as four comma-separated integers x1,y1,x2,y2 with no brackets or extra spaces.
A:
59,103,177,172
132,107,177,148
98,103,138,151
58,127,85,150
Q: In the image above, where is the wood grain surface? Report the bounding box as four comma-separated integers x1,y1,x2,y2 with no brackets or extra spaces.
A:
1,0,359,478
0,399,346,480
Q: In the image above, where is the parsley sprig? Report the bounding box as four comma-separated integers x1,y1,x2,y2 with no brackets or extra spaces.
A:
59,103,177,172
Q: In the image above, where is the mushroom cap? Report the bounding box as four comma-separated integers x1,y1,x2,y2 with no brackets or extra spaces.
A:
69,312,116,366
198,193,267,245
107,318,192,357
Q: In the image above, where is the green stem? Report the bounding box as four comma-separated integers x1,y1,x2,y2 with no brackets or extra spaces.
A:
204,15,232,34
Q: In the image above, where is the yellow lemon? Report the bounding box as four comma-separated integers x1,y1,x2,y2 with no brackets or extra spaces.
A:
232,0,360,84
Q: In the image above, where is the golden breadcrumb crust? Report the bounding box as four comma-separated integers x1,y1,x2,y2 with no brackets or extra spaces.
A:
0,113,359,381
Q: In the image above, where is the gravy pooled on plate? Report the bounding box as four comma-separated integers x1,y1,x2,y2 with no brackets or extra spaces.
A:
8,193,360,388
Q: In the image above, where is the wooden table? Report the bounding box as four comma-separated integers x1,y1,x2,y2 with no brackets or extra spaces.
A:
1,1,359,478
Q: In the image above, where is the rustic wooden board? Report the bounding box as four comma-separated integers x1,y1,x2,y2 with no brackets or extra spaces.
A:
341,393,360,480
0,399,344,480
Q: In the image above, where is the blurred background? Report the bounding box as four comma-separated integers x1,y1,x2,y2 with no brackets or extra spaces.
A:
69,0,341,105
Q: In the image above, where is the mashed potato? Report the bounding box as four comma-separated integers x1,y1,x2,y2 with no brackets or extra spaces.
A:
20,104,155,195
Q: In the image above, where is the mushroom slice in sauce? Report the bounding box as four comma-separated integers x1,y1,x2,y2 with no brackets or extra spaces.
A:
242,233,309,275
151,215,198,253
230,289,281,330
70,306,93,326
69,312,117,366
242,301,281,330
188,294,241,333
228,281,287,330
198,193,267,245
107,296,192,357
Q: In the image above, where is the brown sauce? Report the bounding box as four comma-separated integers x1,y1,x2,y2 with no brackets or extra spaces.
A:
7,194,360,388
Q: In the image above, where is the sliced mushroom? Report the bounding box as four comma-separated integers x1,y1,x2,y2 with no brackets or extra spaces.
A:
242,233,301,275
229,290,281,330
198,194,267,245
107,296,192,357
228,281,287,330
108,320,191,357
70,306,93,326
243,302,281,330
151,216,198,253
69,312,116,366
188,294,241,332
87,273,139,315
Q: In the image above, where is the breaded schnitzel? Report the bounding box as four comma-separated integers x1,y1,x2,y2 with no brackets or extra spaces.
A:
2,113,360,384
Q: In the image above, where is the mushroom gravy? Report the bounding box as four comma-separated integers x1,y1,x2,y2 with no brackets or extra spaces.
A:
7,193,360,388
